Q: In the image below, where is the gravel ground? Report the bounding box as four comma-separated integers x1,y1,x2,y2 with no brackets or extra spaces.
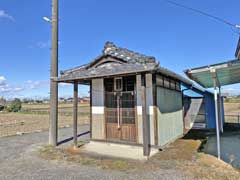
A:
0,125,188,180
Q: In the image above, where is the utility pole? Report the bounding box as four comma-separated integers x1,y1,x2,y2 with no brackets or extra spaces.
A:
49,0,59,146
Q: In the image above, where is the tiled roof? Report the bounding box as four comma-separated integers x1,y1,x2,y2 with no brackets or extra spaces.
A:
58,42,192,86
102,42,156,64
61,42,158,75
59,42,159,80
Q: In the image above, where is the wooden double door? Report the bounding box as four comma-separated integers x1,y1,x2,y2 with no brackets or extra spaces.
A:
105,91,136,142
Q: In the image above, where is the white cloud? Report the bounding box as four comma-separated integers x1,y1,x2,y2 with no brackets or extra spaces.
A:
0,77,80,99
29,40,62,49
0,76,6,86
222,87,240,95
25,80,33,84
0,10,14,21
36,41,51,49
0,76,25,95
14,87,24,92
26,80,49,89
59,83,71,87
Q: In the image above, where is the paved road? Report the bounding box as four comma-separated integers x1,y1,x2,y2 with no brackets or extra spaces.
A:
0,125,188,180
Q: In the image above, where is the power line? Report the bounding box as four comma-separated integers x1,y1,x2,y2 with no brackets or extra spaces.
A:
163,0,240,34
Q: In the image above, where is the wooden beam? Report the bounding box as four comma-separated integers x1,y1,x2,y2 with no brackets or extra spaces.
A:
141,74,150,156
73,82,78,148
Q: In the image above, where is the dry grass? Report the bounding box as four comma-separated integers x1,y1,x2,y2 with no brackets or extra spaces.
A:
21,102,90,115
161,139,240,180
38,139,240,179
224,103,240,115
224,102,240,123
0,103,90,137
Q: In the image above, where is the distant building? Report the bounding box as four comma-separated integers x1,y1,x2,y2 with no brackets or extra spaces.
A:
221,92,229,98
79,97,90,103
59,97,66,103
66,97,73,102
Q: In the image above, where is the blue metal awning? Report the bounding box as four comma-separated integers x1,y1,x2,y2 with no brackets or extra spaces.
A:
184,59,240,160
185,59,240,88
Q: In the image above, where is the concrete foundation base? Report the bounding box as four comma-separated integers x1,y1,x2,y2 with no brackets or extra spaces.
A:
81,141,159,160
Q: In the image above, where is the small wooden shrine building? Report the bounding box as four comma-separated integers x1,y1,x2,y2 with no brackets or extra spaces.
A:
58,42,197,156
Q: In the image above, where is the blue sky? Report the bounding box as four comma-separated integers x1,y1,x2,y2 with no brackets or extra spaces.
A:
0,0,240,99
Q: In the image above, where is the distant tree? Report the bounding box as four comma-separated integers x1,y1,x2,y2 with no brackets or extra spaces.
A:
22,98,30,103
224,98,230,103
0,97,6,111
35,100,43,104
0,97,6,105
6,98,22,112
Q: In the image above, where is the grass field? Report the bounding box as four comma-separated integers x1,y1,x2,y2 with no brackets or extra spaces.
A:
0,102,90,137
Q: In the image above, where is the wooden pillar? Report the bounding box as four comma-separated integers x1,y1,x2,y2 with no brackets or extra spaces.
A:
141,74,150,156
152,74,158,145
90,81,92,139
73,82,78,148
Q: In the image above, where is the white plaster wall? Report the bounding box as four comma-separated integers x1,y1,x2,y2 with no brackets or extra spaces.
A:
91,78,105,139
92,78,104,109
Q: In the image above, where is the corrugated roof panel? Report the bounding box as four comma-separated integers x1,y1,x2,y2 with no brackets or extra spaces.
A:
185,59,240,88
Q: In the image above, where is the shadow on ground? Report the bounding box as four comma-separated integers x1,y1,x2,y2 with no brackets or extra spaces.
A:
183,125,240,169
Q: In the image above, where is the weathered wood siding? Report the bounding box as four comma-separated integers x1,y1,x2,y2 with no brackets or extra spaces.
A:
91,78,105,140
157,86,183,146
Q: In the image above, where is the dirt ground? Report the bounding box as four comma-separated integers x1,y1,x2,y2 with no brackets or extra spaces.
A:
21,102,90,115
39,138,240,180
0,124,239,180
0,103,90,137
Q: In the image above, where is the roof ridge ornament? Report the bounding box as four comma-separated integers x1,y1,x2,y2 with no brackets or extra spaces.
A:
103,41,157,64
103,41,117,54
